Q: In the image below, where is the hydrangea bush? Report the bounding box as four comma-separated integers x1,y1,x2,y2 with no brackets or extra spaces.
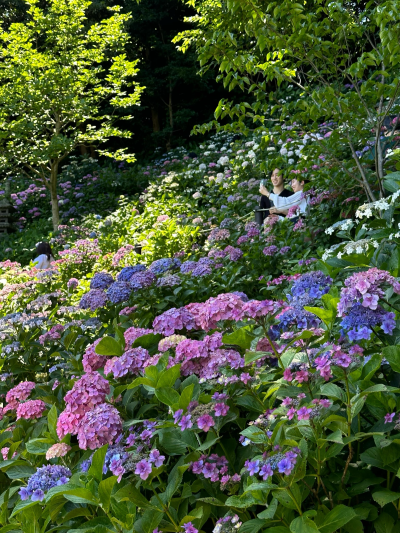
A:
1,129,400,532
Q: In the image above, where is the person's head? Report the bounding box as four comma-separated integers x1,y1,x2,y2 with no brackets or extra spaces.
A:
36,242,53,260
291,178,310,193
270,168,284,187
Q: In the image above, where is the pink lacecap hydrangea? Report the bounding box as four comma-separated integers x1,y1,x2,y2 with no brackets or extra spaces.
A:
6,381,35,403
124,327,153,349
82,338,108,373
77,403,123,450
104,347,150,378
39,324,65,345
16,400,46,420
338,267,400,316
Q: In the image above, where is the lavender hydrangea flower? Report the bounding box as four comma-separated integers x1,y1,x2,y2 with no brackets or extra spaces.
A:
180,261,198,274
129,270,156,290
79,289,108,311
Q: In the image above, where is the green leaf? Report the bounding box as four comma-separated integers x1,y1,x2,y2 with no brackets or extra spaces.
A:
222,326,255,349
372,490,400,507
6,465,36,479
290,516,319,533
179,383,194,409
304,306,335,326
114,484,153,508
95,336,123,356
319,505,357,533
47,404,58,441
62,488,99,505
382,346,400,373
98,475,117,513
239,519,267,533
155,387,180,407
245,351,269,365
197,497,226,506
225,493,259,508
10,500,39,518
132,333,163,351
320,383,346,403
135,509,164,533
156,364,181,388
88,444,108,482
257,497,278,519
25,438,53,455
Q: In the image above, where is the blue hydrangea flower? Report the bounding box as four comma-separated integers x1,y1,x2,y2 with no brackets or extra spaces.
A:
180,261,198,274
90,272,114,290
117,265,146,282
149,258,181,275
277,307,320,331
288,271,332,308
19,465,71,501
340,303,395,341
106,282,132,304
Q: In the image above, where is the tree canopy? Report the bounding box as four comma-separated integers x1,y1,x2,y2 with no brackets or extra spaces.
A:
0,0,143,229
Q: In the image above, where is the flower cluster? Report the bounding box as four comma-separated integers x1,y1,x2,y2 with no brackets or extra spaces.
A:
104,347,150,378
19,465,71,501
288,271,332,308
245,447,300,479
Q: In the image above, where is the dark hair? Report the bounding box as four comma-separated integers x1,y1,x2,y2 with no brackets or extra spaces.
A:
36,242,53,261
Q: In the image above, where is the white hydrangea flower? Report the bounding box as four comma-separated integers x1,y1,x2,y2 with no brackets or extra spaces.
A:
199,163,207,170
218,156,230,166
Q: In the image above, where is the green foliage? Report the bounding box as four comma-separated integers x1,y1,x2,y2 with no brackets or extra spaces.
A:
0,0,143,229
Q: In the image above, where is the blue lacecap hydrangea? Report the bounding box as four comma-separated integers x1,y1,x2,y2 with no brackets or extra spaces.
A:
340,303,395,341
19,465,71,501
117,265,146,282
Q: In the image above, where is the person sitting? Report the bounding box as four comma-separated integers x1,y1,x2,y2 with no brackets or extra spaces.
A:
32,242,55,269
259,168,293,222
264,178,309,219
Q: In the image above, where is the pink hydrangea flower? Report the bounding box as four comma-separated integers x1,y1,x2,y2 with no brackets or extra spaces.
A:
16,400,46,420
77,403,123,450
124,327,154,348
197,414,215,432
6,381,35,403
82,339,107,372
64,372,110,417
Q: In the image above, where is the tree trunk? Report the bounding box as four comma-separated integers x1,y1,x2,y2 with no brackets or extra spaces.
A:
166,81,173,150
50,163,59,231
151,107,160,132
